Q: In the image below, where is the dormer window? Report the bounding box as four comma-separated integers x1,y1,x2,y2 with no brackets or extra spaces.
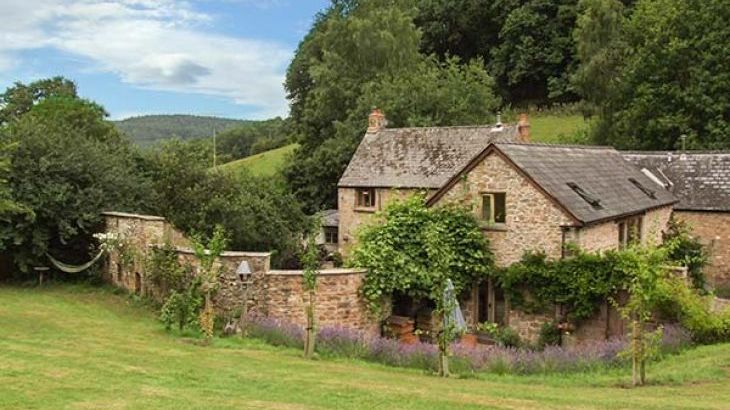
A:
356,188,376,208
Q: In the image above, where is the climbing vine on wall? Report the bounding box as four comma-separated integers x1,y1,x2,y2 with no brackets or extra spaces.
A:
349,195,494,315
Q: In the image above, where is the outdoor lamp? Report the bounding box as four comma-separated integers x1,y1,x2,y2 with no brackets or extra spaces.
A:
237,261,252,283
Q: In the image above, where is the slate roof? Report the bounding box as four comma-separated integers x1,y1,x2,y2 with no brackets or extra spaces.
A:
338,124,519,188
621,151,730,211
430,143,678,225
320,209,339,227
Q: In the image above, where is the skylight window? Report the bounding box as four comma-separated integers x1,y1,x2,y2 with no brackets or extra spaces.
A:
567,182,603,210
629,178,657,199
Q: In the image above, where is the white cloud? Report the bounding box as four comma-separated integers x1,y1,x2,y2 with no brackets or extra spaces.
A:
0,0,292,117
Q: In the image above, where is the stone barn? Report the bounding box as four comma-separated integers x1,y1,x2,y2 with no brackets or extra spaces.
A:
623,151,730,292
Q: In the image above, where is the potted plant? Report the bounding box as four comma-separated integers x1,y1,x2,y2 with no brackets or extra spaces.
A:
475,322,499,345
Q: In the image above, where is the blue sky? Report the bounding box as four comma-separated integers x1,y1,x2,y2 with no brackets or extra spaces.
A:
0,1,330,120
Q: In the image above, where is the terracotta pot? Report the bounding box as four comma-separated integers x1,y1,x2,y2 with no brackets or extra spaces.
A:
460,333,478,347
399,332,418,345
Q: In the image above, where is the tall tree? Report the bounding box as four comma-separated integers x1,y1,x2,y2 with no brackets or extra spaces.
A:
417,0,584,106
584,0,730,149
284,1,501,212
0,77,77,126
572,0,627,116
1,96,152,272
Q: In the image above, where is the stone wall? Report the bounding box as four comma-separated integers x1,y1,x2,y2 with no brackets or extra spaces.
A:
102,212,378,334
573,205,673,253
337,187,434,256
436,152,575,267
265,269,376,333
675,210,730,288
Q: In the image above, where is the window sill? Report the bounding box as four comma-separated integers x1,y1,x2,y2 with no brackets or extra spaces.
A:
354,207,377,213
480,223,507,232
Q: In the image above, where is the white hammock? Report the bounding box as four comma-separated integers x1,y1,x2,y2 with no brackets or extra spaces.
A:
45,249,106,273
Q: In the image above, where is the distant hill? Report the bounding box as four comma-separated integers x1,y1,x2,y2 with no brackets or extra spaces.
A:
113,115,250,146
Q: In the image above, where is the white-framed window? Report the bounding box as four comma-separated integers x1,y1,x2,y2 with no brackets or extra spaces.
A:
324,227,338,244
481,193,506,224
356,188,376,208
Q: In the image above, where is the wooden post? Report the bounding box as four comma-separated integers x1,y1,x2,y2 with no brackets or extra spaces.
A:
239,281,250,338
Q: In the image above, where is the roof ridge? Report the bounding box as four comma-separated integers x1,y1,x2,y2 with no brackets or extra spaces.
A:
621,150,730,155
496,142,615,150
377,124,517,132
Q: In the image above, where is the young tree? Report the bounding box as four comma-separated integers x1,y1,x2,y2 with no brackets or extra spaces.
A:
301,232,320,358
191,226,229,343
616,243,670,386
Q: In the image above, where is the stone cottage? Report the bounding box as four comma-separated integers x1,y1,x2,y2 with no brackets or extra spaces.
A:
623,151,730,291
338,110,678,342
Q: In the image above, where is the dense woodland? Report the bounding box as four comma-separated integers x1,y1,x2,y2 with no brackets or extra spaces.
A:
0,0,728,274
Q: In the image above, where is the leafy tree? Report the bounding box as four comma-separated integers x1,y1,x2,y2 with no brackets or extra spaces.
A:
144,140,310,267
572,0,627,115
350,195,494,316
417,0,584,106
584,0,730,149
0,77,77,126
1,96,152,272
615,243,671,387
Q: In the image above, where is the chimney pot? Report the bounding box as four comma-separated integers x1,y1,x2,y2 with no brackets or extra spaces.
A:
518,113,530,143
367,108,386,133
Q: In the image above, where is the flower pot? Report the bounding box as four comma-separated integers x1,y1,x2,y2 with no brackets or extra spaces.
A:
399,332,418,345
460,333,478,347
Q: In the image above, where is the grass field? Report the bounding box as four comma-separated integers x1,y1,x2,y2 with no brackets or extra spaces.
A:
219,143,298,177
1,284,729,409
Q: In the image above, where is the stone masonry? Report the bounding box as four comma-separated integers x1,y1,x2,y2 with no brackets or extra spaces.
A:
102,212,378,335
675,210,730,288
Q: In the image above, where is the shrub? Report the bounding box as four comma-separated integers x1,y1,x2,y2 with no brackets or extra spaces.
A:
538,322,562,349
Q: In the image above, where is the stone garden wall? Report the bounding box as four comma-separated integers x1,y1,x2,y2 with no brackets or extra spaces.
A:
102,212,377,335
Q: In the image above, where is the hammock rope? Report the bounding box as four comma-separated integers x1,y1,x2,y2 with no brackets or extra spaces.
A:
45,249,106,273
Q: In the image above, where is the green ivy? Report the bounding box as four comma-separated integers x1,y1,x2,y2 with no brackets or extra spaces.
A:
498,250,630,323
349,195,494,315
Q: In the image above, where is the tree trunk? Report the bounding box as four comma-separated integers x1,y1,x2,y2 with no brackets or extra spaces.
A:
632,318,639,387
304,289,316,358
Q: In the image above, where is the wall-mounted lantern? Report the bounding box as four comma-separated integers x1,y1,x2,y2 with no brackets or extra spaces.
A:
237,261,252,283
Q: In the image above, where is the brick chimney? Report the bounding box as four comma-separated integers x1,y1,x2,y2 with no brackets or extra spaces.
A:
367,108,386,133
517,113,530,143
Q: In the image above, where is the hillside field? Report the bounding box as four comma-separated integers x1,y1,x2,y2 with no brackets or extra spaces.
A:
221,114,588,177
1,284,729,409
218,143,298,177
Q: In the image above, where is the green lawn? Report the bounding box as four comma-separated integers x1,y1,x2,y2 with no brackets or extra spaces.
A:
1,285,729,409
219,143,298,177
